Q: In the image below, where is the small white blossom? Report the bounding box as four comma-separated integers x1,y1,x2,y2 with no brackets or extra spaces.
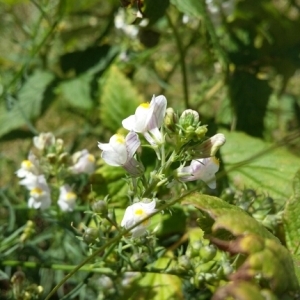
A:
33,132,55,150
122,95,167,146
57,185,77,212
121,200,156,238
19,174,51,210
98,131,144,177
176,157,220,189
70,149,95,175
16,152,39,178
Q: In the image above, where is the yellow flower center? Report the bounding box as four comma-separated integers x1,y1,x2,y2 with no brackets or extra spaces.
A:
88,154,95,162
134,208,149,225
30,187,43,196
139,102,150,109
22,160,33,170
66,192,76,201
114,134,125,144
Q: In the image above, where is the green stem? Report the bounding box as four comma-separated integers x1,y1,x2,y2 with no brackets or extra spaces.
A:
166,12,189,109
45,187,198,299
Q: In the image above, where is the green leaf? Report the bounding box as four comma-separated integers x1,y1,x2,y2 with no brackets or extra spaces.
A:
170,0,202,18
220,130,300,204
283,170,300,256
129,256,184,300
99,65,144,132
144,0,170,25
182,193,299,294
182,193,279,242
214,281,275,300
0,70,54,137
58,73,93,109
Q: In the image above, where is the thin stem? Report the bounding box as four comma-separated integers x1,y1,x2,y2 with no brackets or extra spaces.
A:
45,186,198,299
166,12,189,109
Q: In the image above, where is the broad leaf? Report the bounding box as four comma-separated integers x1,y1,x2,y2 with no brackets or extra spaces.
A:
170,0,202,18
58,73,93,109
0,70,54,137
182,193,279,242
220,130,300,204
129,256,184,300
99,65,144,132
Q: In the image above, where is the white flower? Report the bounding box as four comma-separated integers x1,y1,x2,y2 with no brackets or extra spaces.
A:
121,200,156,238
70,149,95,175
98,131,144,177
57,185,77,212
19,174,51,210
33,132,55,150
176,157,220,189
122,95,167,146
16,152,39,178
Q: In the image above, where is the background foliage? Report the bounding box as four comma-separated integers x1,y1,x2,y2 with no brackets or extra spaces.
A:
1,0,300,299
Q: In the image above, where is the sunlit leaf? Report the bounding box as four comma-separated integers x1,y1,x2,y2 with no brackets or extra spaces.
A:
220,130,300,204
130,256,184,300
182,192,279,241
99,65,144,132
0,70,54,137
170,0,202,18
58,73,93,109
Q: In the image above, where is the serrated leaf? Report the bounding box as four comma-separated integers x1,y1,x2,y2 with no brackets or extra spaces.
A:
58,73,93,109
182,193,279,242
170,0,202,18
99,65,144,132
0,70,54,137
220,130,300,204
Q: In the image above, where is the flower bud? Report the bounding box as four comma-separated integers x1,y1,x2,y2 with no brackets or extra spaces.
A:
164,107,177,132
47,153,56,164
179,109,199,128
177,255,192,272
199,245,217,262
195,125,208,139
186,240,203,258
83,228,99,244
55,138,64,153
130,253,147,270
58,152,69,164
92,200,108,218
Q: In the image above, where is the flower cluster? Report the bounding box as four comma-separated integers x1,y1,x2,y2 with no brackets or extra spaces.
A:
97,95,226,238
16,132,95,211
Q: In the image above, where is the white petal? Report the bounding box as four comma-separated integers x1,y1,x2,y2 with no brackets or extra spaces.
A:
122,115,137,131
102,150,125,166
125,131,140,158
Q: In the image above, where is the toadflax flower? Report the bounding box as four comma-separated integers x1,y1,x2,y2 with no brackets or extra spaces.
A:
121,199,156,238
33,132,55,150
16,152,39,178
57,184,77,212
176,157,220,189
19,174,51,210
98,131,144,177
70,149,95,175
122,95,167,146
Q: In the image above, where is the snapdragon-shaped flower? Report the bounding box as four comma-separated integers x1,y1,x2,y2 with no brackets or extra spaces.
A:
176,157,220,189
121,199,156,238
57,184,77,212
98,131,144,177
19,174,51,209
33,132,55,150
70,149,95,175
122,95,167,146
15,152,39,178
